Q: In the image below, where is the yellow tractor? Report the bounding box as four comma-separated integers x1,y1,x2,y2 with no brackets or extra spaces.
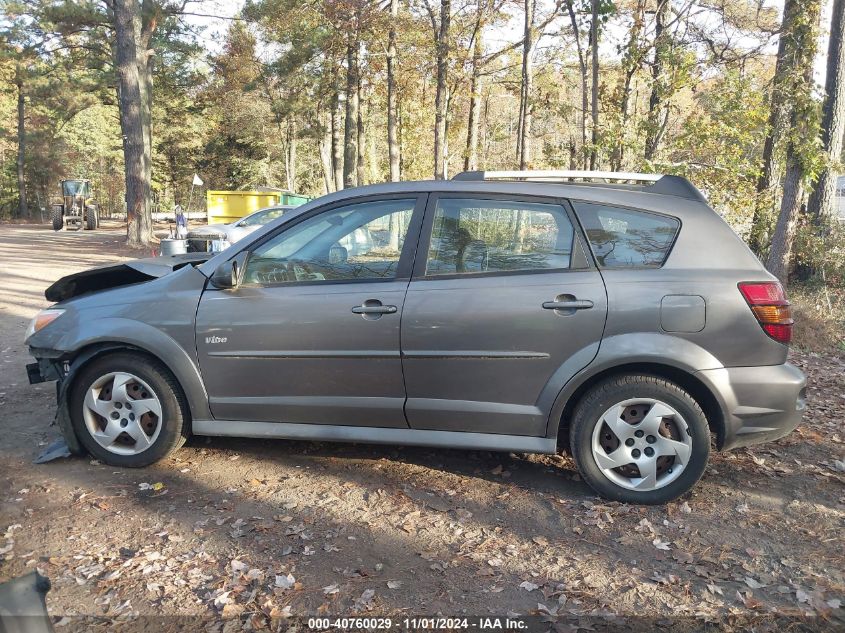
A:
52,179,98,231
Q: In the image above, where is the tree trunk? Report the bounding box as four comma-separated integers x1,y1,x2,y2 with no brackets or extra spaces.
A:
357,77,366,186
756,0,798,195
807,0,845,224
611,0,645,171
518,0,535,169
767,154,804,282
589,0,599,169
343,40,359,188
331,90,343,190
749,0,799,253
15,71,27,219
387,0,401,181
766,0,822,281
137,0,156,240
286,119,297,192
113,0,150,246
433,0,450,179
644,0,671,161
320,112,335,194
464,27,483,172
566,1,589,169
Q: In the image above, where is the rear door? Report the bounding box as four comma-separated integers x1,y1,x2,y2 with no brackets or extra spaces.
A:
196,195,426,428
401,194,607,436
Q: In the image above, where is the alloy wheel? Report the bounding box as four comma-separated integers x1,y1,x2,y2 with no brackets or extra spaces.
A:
81,371,163,455
590,398,693,491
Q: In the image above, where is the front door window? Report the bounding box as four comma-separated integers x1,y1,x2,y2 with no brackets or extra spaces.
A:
243,199,418,285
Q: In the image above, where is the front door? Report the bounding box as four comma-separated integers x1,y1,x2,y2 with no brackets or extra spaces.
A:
401,195,607,436
196,195,425,428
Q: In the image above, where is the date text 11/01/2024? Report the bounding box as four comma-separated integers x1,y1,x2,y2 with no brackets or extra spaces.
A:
306,617,529,630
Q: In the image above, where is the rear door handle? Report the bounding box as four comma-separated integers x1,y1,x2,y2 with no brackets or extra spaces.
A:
542,299,594,310
352,305,398,314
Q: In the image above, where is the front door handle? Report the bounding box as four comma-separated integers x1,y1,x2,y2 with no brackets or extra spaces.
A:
542,299,594,310
351,299,398,320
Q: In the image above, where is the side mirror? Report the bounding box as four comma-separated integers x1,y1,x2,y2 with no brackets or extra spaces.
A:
211,251,248,289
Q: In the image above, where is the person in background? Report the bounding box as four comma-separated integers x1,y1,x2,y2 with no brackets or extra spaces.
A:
174,205,188,239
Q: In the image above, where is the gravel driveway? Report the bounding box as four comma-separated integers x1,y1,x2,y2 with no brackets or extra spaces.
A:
0,223,842,631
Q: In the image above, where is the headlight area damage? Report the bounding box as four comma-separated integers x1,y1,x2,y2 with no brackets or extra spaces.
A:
27,253,210,460
43,253,210,302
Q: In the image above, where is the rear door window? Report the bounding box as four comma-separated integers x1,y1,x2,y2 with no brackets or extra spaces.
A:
573,203,679,268
424,198,574,276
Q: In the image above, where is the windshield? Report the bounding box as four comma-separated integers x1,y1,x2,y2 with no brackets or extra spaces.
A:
62,181,89,197
239,207,287,227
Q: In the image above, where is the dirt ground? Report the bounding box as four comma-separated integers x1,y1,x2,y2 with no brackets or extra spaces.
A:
0,223,843,631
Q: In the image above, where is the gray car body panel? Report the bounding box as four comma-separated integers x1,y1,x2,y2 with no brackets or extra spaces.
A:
30,265,212,421
28,177,806,455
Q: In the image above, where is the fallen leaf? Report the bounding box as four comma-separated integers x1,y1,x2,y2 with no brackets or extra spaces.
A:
519,581,539,592
274,574,295,590
355,588,376,609
744,577,766,589
652,538,671,551
386,580,402,590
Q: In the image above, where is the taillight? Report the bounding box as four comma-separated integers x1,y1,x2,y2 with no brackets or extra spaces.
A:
738,282,793,344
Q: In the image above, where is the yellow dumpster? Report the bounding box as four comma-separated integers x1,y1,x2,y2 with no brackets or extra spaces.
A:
206,190,311,225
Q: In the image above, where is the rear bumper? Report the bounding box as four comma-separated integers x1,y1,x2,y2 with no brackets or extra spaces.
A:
696,363,806,451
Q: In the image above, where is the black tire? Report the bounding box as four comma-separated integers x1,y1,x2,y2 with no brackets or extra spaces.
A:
51,206,63,231
85,206,98,231
68,352,190,467
569,374,710,505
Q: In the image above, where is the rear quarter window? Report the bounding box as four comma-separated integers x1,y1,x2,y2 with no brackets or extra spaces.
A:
573,202,680,268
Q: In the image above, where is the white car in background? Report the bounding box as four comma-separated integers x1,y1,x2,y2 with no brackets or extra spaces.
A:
187,206,294,251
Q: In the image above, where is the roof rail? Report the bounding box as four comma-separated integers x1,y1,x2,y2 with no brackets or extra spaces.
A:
451,170,707,202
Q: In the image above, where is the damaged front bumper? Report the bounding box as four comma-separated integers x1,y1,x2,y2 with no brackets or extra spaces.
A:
26,356,66,385
27,350,83,456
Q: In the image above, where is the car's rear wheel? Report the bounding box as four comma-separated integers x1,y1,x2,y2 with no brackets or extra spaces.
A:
69,352,189,467
570,374,710,504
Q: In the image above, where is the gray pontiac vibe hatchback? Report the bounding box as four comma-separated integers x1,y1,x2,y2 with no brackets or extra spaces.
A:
26,170,807,504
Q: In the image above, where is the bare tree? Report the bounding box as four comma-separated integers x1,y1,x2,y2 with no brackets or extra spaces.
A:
331,89,344,190
343,37,360,187
808,0,845,224
610,0,646,171
749,0,800,253
589,0,599,169
357,76,366,185
387,0,401,181
114,0,151,245
15,65,27,218
424,0,451,179
644,0,671,161
566,0,588,168
767,0,822,282
517,0,536,169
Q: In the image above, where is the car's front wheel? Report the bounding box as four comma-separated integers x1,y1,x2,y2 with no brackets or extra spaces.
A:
69,352,189,467
570,374,710,504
